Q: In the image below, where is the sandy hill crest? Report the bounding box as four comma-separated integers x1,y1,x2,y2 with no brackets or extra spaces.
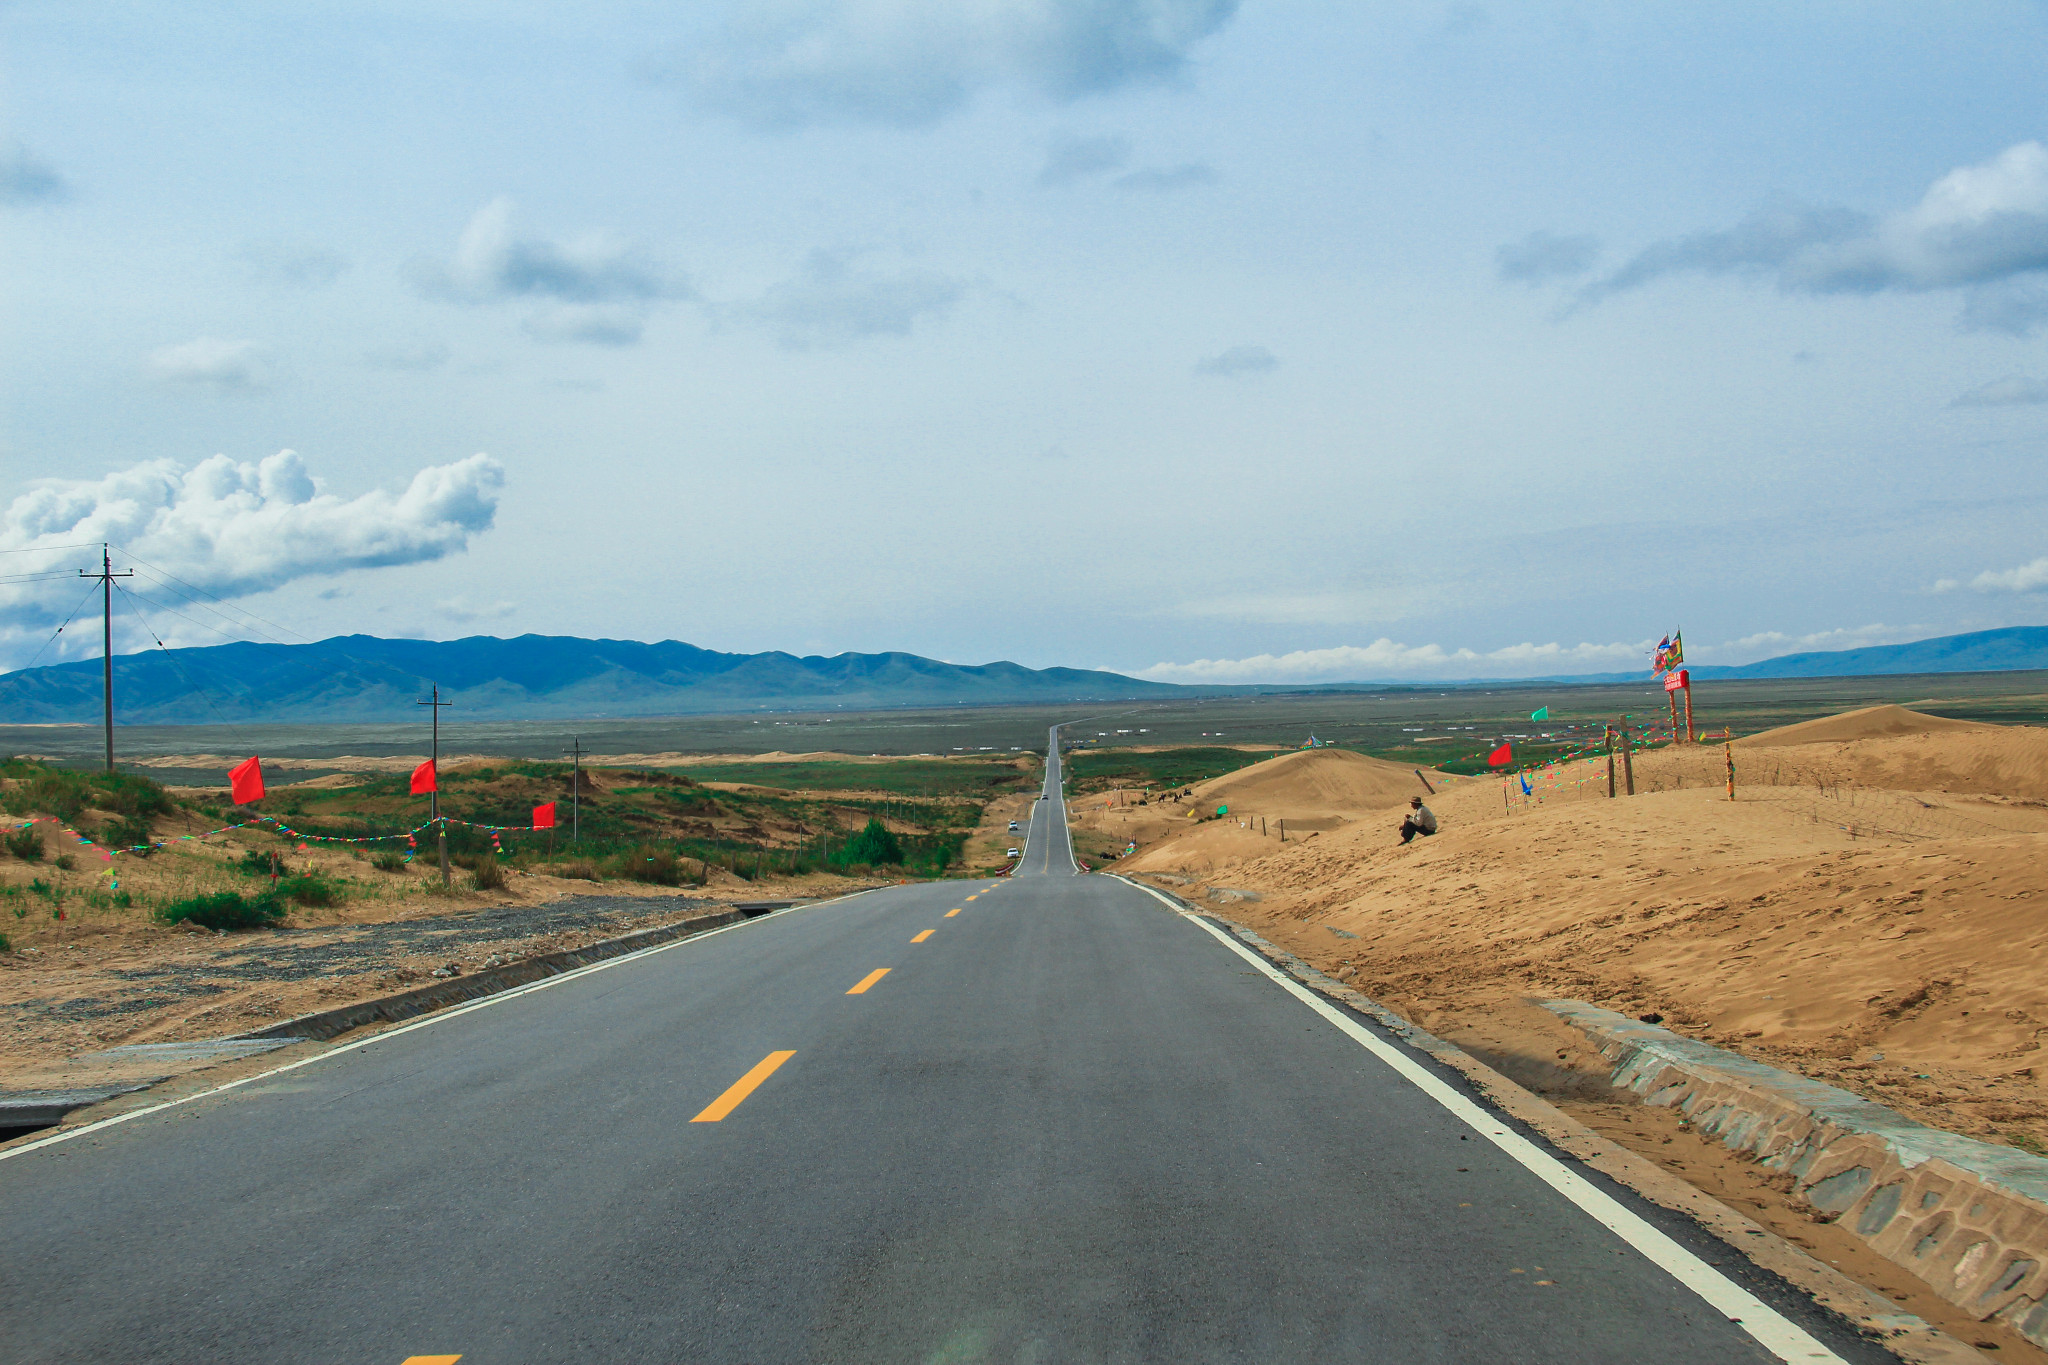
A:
1189,748,1444,822
1737,703,1992,747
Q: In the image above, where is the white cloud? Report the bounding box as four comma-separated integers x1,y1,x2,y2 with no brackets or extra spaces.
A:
1970,558,2048,593
1711,623,1908,655
0,451,505,638
0,141,67,205
669,0,1240,131
1135,637,1647,683
1193,343,1276,377
1581,142,2048,327
436,595,518,622
742,249,966,348
417,198,688,344
1951,374,2048,407
145,338,270,391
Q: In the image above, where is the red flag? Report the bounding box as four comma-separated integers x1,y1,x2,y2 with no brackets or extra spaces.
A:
532,802,556,829
410,759,437,795
1487,742,1513,767
229,754,265,805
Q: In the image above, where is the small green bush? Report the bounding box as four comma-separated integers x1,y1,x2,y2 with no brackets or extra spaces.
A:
469,857,506,892
100,814,155,851
371,850,409,872
836,818,904,867
275,874,339,907
4,825,43,862
622,845,681,886
236,848,287,877
156,891,286,931
0,930,9,952
53,854,74,871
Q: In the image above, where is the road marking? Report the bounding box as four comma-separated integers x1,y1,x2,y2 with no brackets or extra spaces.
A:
945,908,961,917
965,894,978,901
911,929,935,943
1124,881,1845,1365
0,889,879,1164
847,968,890,994
692,1051,795,1122
401,1357,462,1364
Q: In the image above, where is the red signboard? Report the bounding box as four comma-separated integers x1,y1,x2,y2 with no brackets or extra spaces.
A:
1664,669,1689,693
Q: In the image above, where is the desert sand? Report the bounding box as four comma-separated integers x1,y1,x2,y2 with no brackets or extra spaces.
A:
1084,708,2048,1156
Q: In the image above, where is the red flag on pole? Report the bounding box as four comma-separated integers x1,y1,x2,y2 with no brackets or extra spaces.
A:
532,802,556,829
229,755,265,805
410,759,437,795
1487,742,1513,767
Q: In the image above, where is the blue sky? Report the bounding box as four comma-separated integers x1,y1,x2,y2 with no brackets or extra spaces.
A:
5,2,2048,682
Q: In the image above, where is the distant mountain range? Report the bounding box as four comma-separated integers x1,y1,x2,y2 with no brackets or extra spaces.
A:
2,625,2046,724
0,635,1186,723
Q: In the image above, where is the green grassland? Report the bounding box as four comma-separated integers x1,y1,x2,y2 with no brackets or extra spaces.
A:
668,755,1037,798
1063,747,1283,795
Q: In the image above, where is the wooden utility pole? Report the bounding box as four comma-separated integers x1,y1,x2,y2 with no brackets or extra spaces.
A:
79,544,132,773
417,685,453,885
1604,726,1617,798
563,737,583,842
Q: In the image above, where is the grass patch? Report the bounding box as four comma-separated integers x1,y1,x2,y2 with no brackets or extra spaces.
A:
371,849,409,872
4,825,43,861
156,890,286,932
469,857,506,892
1064,747,1282,794
667,758,1033,798
276,873,341,907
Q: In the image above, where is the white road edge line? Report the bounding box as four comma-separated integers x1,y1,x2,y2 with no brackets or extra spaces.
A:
1123,879,1846,1365
0,890,877,1165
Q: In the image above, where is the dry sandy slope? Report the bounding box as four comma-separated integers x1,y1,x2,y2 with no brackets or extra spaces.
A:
1088,710,2048,1153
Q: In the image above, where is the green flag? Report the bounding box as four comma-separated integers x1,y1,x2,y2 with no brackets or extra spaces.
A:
1530,707,1549,721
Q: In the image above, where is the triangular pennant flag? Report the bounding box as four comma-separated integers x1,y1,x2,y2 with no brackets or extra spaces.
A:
532,802,557,829
1487,742,1513,767
1530,706,1549,721
229,754,265,805
410,758,438,795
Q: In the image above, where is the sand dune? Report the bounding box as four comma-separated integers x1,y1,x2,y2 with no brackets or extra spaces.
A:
1738,703,1994,746
1186,748,1444,823
1088,709,2048,1155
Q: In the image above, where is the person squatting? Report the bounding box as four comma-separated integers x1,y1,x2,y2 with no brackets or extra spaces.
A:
1399,797,1436,845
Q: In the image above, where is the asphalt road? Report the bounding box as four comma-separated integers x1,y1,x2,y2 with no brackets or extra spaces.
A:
0,728,1888,1363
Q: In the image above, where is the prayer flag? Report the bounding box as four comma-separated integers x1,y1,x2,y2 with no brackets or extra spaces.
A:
1519,774,1533,795
532,802,557,829
228,754,265,805
1487,742,1512,767
1530,707,1549,721
410,759,438,795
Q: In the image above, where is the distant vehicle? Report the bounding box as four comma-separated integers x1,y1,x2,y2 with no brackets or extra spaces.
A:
1006,848,1020,858
1007,821,1021,832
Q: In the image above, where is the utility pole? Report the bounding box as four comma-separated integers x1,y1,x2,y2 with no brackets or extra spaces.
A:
79,544,132,773
563,737,583,842
417,685,454,885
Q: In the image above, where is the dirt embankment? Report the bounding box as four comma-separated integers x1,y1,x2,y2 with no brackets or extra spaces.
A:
1083,710,2048,1154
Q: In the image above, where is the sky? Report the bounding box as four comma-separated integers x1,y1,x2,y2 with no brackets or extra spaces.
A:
6,2,2048,684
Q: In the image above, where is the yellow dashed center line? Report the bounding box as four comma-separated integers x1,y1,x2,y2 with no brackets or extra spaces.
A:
945,908,961,917
401,1357,462,1364
911,929,935,943
691,1050,796,1122
965,894,978,901
847,968,890,994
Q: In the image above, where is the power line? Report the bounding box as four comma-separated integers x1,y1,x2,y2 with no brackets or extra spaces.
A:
113,548,313,646
112,581,255,747
19,581,102,671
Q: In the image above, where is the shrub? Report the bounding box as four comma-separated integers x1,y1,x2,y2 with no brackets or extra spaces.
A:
100,814,155,851
5,825,43,862
0,930,9,953
54,855,75,871
623,846,681,886
371,850,409,872
555,859,603,882
156,891,286,931
469,857,506,892
836,818,903,867
275,874,340,907
236,848,287,878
